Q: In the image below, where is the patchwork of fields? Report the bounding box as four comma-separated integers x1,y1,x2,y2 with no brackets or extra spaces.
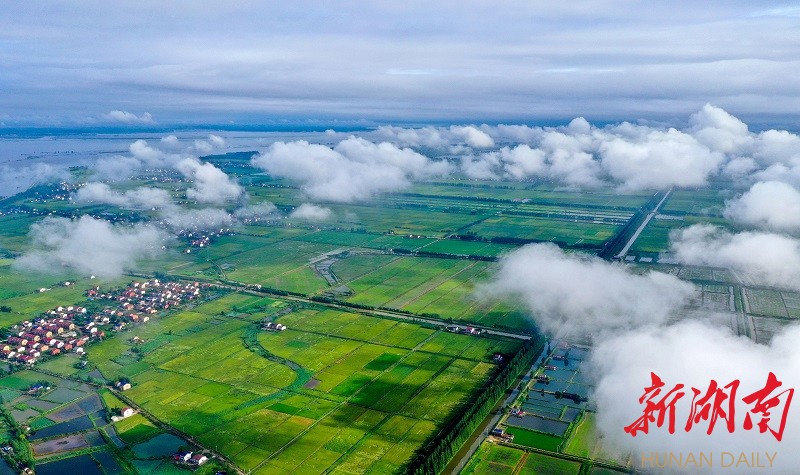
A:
462,342,629,475
0,371,133,474
33,293,522,474
2,169,779,475
138,179,652,333
331,255,530,329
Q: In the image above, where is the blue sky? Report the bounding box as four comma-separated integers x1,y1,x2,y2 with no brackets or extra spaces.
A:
2,1,800,127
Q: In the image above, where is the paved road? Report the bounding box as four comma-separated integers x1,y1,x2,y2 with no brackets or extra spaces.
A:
212,281,534,341
128,270,533,341
615,188,672,259
446,371,532,474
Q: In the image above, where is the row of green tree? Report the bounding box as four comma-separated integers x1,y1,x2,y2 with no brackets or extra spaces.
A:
407,335,545,475
0,397,34,471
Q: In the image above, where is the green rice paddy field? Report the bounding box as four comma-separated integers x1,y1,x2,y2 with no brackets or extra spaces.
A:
462,443,585,475
0,176,704,474
462,412,630,475
38,293,522,474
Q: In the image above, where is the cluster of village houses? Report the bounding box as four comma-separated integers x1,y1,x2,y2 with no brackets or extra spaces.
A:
178,228,234,253
1,279,206,366
1,305,91,365
88,279,205,329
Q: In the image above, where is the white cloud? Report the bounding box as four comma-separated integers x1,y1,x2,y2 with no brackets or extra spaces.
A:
722,157,758,179
233,201,280,221
289,203,333,221
591,320,800,474
157,133,227,156
74,182,172,209
93,155,146,182
191,134,226,155
375,126,448,148
128,139,180,167
753,162,800,188
103,110,155,125
538,130,603,187
599,127,726,191
671,224,800,290
0,164,69,197
753,130,800,166
450,125,495,148
75,187,277,233
160,134,182,149
175,157,243,205
14,216,167,278
462,145,547,180
376,125,494,149
724,181,800,232
689,103,752,154
159,207,234,232
374,105,800,191
92,138,241,204
251,137,451,202
377,107,738,190
480,243,695,337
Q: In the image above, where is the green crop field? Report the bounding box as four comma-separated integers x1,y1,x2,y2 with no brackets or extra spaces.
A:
660,188,727,216
504,427,563,451
518,452,582,475
562,413,630,467
331,255,532,330
324,203,487,237
0,169,734,475
462,443,526,475
629,217,685,254
464,215,619,246
31,295,520,474
419,239,516,257
462,442,589,475
745,288,790,318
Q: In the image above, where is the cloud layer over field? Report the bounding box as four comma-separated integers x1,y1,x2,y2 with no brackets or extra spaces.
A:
15,216,168,278
244,104,800,196
11,105,800,209
483,241,800,473
289,203,333,221
375,105,800,193
0,164,70,198
69,135,286,236
74,183,173,209
670,224,800,290
251,137,451,202
591,320,800,474
724,181,800,232
480,243,695,336
93,134,229,185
